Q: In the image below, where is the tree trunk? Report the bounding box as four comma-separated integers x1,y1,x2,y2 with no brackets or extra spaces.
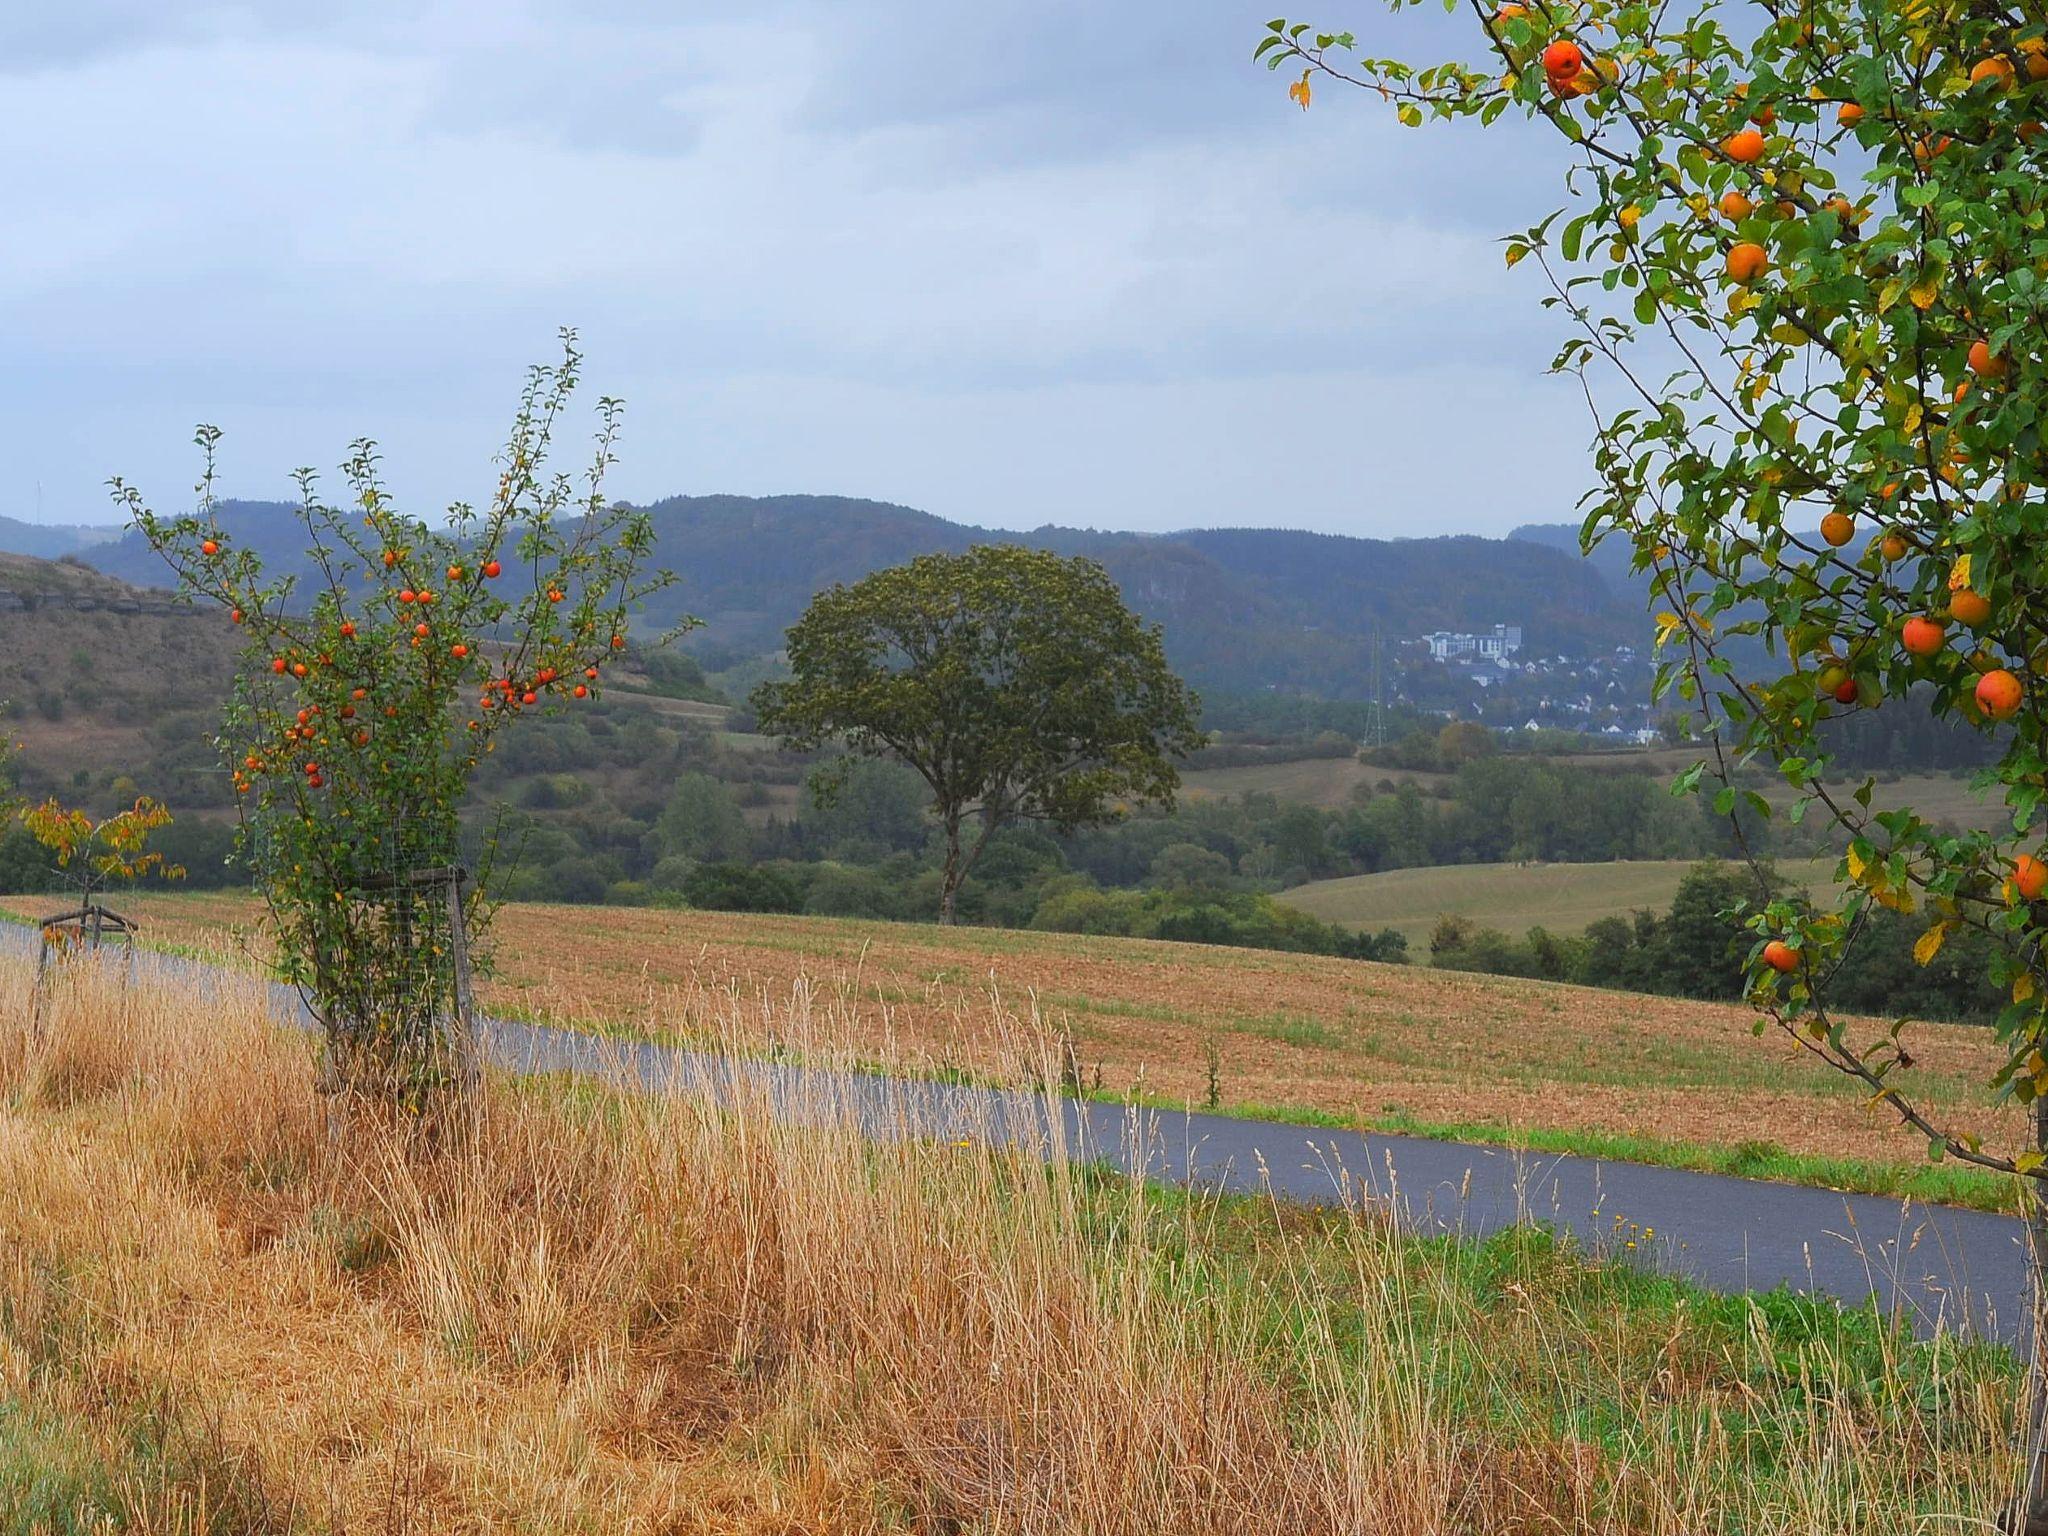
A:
2018,1095,2048,1533
939,818,963,926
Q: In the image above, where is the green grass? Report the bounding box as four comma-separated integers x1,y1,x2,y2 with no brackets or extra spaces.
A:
0,1399,120,1533
1068,1167,2017,1510
0,1392,284,1534
1180,745,1711,811
1089,1086,2019,1214
1279,857,1846,951
1369,1110,2025,1211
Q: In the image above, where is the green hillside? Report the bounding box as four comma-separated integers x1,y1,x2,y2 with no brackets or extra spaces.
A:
62,494,1646,700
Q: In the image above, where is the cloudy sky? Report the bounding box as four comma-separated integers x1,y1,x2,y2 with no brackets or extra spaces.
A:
2,1,1592,537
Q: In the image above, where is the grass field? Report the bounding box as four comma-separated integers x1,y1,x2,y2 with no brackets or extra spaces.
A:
1181,746,1706,810
1183,750,2005,831
1182,753,1397,807
18,889,2026,1212
1279,857,1845,951
0,959,2020,1529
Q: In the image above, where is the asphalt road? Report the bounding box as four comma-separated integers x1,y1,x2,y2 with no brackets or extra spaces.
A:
9,926,2034,1342
495,1017,2032,1341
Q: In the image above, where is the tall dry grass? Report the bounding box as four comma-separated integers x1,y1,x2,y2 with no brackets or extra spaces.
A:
0,951,2023,1533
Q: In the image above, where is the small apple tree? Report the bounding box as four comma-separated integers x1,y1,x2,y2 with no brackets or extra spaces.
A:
21,795,184,982
115,331,674,1103
21,796,184,899
1261,0,2048,1509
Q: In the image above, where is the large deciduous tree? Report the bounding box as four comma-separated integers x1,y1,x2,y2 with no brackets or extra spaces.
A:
753,546,1203,924
1261,0,2048,1514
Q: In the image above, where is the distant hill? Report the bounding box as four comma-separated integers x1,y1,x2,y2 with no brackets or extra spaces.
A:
0,552,242,805
69,500,304,589
47,495,1649,702
0,549,742,821
0,514,122,561
1509,521,1643,600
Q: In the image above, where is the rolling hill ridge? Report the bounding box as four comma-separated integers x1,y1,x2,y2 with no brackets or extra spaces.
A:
51,493,1649,700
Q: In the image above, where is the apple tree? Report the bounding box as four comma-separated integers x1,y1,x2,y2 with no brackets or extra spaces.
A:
1260,0,2048,1511
115,332,675,1103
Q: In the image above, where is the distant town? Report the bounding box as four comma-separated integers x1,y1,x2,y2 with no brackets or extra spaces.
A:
1409,624,1662,743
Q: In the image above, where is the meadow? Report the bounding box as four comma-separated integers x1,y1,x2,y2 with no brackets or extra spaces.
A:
1181,746,1705,810
1280,857,1845,951
0,956,2023,1531
1185,750,2000,830
15,890,2025,1212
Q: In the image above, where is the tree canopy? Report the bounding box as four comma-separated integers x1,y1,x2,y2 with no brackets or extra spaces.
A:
1270,0,2048,1508
753,545,1204,923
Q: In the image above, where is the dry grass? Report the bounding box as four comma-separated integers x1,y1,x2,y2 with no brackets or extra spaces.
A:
0,954,2024,1532
58,891,2026,1183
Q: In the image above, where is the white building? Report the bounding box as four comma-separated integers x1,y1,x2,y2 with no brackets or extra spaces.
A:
1423,624,1524,662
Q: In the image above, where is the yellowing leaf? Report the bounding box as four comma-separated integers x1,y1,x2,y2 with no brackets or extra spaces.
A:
2020,1149,2046,1174
1846,846,1869,883
2016,972,2038,1004
1913,920,1950,966
1910,275,1941,310
1289,70,1312,110
1949,553,1972,592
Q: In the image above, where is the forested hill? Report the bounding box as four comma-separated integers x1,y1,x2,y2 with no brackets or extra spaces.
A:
56,493,1647,700
0,513,122,561
1509,521,1644,600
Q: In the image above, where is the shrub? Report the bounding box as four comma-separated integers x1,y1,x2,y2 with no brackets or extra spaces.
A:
683,862,803,915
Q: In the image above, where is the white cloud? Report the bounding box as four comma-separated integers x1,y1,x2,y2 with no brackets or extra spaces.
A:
608,363,1590,537
0,0,1590,536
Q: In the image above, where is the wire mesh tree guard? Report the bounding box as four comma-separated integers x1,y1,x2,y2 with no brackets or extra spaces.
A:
30,900,139,1035
304,863,483,1104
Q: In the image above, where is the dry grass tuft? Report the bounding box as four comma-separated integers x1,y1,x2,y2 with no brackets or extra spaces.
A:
0,953,2023,1533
